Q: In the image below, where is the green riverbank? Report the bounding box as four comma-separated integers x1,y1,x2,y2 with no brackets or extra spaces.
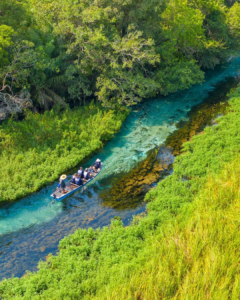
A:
1,85,240,299
98,152,240,299
0,104,129,203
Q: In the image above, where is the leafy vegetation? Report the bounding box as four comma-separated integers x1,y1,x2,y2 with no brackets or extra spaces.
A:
0,103,128,203
97,154,240,299
1,0,240,297
1,78,240,299
0,0,240,118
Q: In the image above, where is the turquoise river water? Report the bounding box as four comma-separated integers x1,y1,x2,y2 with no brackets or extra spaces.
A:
0,58,240,280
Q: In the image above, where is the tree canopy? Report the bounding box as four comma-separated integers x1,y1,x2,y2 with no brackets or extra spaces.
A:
0,0,239,117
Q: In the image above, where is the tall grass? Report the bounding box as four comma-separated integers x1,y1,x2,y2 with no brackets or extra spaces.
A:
1,87,240,299
2,148,240,300
96,156,240,299
145,86,240,220
0,104,129,203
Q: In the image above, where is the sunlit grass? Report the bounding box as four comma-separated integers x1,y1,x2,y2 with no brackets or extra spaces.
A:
0,104,129,203
98,157,240,299
2,88,240,299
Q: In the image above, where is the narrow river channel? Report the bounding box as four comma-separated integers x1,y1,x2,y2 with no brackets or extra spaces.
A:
0,58,240,280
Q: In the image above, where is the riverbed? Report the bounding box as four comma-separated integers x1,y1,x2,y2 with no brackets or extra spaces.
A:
0,58,240,280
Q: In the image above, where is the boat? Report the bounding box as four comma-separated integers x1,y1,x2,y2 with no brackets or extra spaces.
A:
50,164,102,201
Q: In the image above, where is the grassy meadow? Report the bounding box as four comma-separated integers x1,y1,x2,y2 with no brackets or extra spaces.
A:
0,104,129,203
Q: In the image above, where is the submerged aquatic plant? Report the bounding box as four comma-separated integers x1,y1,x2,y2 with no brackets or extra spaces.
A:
1,82,240,300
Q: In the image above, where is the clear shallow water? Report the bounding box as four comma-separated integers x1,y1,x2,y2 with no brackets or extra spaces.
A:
0,58,240,280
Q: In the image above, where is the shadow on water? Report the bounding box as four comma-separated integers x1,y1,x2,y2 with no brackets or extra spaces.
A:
0,59,240,280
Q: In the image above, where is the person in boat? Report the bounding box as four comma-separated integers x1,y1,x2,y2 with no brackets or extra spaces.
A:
75,174,83,186
83,168,92,181
77,167,84,178
59,174,67,193
71,173,78,184
93,159,101,172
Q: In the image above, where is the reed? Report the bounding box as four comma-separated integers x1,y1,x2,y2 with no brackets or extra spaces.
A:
1,88,240,299
0,104,129,203
97,156,240,300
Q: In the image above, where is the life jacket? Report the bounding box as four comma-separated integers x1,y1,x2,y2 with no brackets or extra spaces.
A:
75,177,82,186
84,171,89,179
71,177,75,184
60,179,66,188
95,161,101,169
78,170,84,178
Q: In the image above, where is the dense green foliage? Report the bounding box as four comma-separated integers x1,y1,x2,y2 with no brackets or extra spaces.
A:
97,155,240,299
1,80,240,299
0,0,240,117
1,0,240,296
0,103,128,202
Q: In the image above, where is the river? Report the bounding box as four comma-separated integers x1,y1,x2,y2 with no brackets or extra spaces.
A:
0,58,240,280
